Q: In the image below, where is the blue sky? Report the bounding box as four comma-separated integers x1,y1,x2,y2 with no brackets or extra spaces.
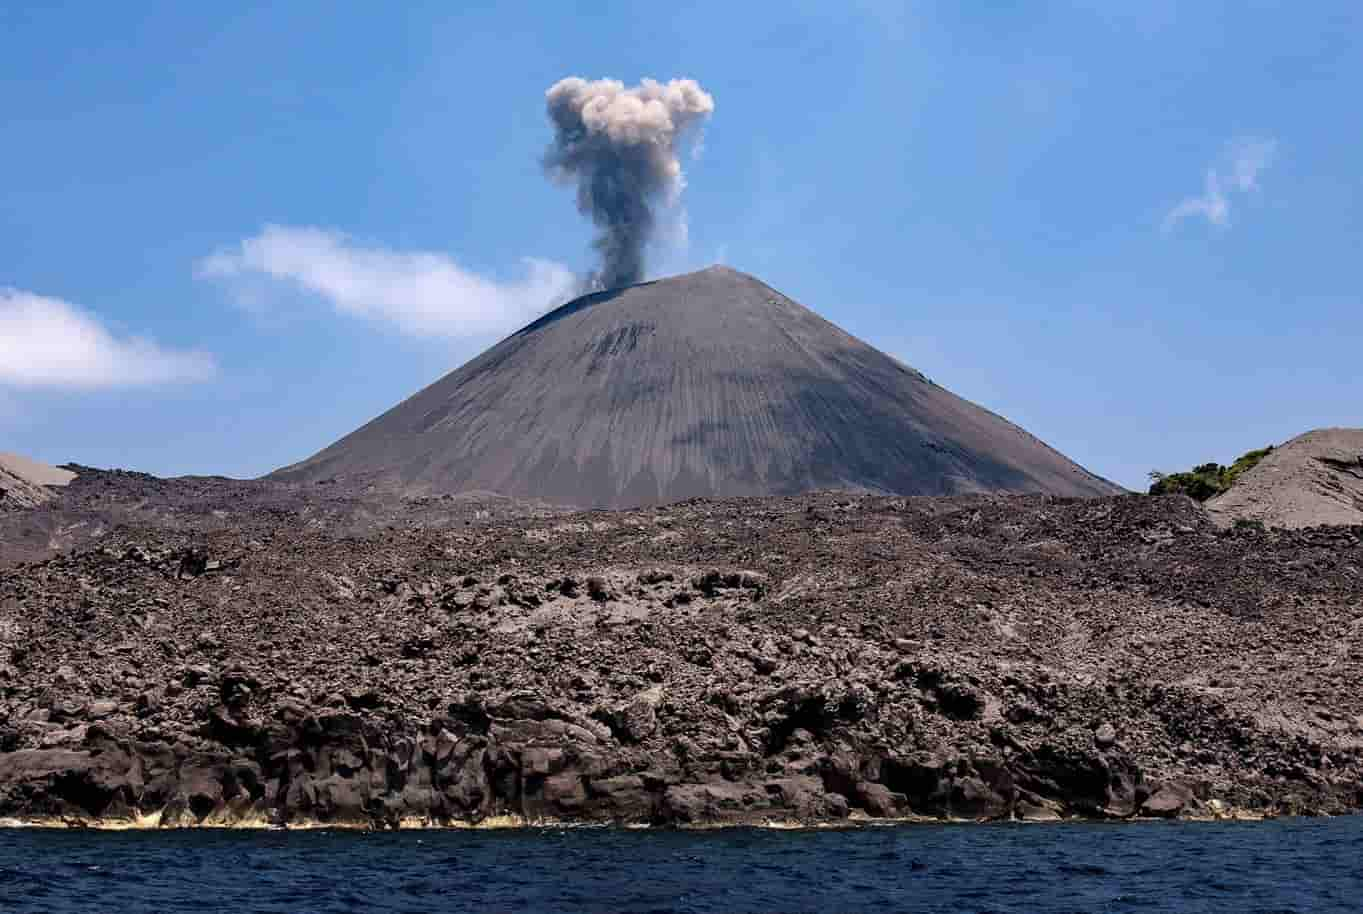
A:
2,1,1359,491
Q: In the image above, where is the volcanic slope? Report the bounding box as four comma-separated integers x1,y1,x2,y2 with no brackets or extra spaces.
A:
1207,428,1363,529
274,266,1120,507
0,452,76,511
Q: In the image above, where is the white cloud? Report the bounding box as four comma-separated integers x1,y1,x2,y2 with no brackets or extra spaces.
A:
1164,138,1277,232
197,225,577,338
0,289,216,389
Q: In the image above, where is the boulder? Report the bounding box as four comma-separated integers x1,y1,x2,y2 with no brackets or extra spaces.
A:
1141,782,1195,819
602,687,663,743
854,782,904,818
951,775,1010,820
586,774,655,821
87,700,120,720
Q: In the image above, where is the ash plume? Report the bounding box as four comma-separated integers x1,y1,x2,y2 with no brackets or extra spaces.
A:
544,77,715,290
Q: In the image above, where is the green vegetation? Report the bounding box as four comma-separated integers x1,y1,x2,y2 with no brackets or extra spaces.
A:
1147,446,1275,501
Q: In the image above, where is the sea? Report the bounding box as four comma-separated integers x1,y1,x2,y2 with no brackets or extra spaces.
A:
2,818,1361,913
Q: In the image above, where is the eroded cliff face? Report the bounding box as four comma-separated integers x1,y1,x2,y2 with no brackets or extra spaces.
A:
1,678,1348,830
3,483,1363,827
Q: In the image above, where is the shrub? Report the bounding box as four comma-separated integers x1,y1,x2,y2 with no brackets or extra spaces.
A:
1148,446,1274,501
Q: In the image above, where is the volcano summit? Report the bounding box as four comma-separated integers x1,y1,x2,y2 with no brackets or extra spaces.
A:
273,266,1118,505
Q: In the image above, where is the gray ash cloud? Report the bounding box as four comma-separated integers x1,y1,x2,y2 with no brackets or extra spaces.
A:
544,77,714,290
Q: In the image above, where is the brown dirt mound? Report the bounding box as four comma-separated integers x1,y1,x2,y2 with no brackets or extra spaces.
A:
1207,428,1363,529
0,453,76,511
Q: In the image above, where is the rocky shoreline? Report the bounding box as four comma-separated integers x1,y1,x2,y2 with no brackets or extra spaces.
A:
2,663,1355,830
0,716,1350,831
4,473,1363,828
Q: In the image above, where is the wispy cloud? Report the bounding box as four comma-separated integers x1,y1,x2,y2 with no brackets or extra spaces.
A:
197,225,577,338
0,288,216,389
1164,138,1277,232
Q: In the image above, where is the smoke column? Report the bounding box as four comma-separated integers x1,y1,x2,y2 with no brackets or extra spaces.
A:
544,77,715,290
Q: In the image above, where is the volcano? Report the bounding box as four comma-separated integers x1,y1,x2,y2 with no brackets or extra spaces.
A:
272,266,1120,505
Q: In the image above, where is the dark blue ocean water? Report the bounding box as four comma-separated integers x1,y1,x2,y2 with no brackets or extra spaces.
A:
2,818,1361,913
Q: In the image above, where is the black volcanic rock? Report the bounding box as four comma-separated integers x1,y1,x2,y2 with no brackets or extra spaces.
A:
272,266,1120,506
3,485,1363,827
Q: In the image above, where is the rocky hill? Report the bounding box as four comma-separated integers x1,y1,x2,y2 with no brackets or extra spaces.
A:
1207,428,1363,529
0,453,75,511
2,472,1361,828
0,466,571,568
273,267,1120,506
